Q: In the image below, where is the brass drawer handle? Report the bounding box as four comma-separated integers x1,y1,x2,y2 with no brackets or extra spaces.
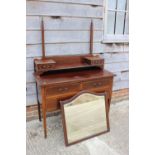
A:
64,87,69,91
93,83,97,86
58,87,69,92
98,82,102,86
42,65,47,69
93,82,102,87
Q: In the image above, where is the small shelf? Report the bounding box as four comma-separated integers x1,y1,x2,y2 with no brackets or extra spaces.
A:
44,62,97,71
34,54,104,75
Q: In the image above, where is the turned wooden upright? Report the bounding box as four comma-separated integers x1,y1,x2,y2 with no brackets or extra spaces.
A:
34,19,114,138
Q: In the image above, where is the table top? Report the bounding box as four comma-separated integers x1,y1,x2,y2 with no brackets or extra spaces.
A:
35,67,114,86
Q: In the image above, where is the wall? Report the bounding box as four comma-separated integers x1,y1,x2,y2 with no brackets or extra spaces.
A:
26,0,129,107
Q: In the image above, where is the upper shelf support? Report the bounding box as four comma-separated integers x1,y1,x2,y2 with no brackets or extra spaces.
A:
90,20,94,55
41,18,46,59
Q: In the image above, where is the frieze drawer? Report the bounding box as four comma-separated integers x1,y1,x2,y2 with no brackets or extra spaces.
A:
46,99,59,112
83,78,111,90
46,83,80,96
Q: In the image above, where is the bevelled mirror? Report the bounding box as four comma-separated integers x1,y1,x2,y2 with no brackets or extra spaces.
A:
60,91,110,146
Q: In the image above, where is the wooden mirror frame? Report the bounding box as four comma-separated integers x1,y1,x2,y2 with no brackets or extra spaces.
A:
60,91,110,146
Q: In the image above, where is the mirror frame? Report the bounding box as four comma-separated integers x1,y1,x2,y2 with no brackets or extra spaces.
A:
60,91,110,146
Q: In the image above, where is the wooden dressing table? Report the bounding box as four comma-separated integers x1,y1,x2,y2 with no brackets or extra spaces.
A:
34,20,114,138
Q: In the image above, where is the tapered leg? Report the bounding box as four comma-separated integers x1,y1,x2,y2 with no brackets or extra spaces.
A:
108,88,113,113
38,101,42,121
41,87,47,138
35,82,42,121
43,106,47,138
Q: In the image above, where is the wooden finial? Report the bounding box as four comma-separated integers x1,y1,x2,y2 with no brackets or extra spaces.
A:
41,18,46,59
90,19,94,55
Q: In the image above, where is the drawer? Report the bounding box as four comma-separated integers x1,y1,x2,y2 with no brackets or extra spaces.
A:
46,92,80,111
38,64,54,70
83,78,111,90
46,83,80,96
46,99,59,112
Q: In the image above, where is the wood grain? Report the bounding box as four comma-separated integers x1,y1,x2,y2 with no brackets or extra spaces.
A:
26,79,129,106
26,70,129,97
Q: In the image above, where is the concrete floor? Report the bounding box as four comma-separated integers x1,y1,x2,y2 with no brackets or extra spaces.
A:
26,100,129,155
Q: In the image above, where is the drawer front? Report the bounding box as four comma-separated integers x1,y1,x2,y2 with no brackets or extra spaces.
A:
46,91,81,111
46,88,111,112
46,99,59,112
38,64,52,70
46,83,80,96
83,78,111,90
